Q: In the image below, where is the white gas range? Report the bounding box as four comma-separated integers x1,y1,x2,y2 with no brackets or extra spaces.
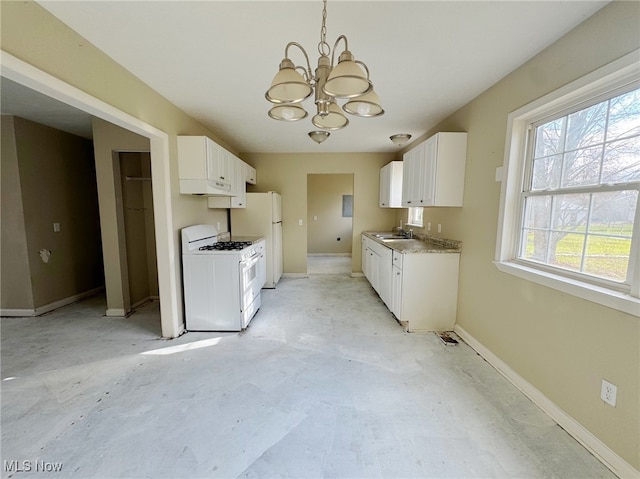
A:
181,224,266,331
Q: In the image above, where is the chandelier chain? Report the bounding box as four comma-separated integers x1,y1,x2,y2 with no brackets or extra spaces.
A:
318,0,330,57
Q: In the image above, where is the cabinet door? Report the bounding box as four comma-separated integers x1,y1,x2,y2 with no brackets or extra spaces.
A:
230,160,247,208
380,162,403,208
421,135,438,206
369,248,380,293
361,237,369,279
378,246,393,307
245,164,257,185
205,138,219,181
379,164,391,207
391,264,402,317
218,148,233,185
401,149,416,206
402,144,425,206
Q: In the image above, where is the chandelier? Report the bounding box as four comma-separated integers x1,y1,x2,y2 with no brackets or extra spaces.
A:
265,0,384,143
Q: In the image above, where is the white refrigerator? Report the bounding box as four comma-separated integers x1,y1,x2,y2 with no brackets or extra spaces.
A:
231,192,283,288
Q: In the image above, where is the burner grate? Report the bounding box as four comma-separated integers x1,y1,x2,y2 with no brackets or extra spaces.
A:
199,241,253,251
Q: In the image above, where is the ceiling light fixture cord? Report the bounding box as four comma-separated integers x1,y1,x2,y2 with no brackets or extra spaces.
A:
265,0,385,142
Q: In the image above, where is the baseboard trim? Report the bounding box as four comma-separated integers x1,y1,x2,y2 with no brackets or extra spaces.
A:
1,287,104,317
106,308,127,317
0,308,35,317
307,253,352,257
350,272,364,278
281,273,309,279
454,324,638,479
131,296,157,310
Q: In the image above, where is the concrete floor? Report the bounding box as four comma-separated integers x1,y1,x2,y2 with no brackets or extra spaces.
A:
307,255,352,275
1,275,615,479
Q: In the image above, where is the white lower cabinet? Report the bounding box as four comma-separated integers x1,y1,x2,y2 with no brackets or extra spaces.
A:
362,235,392,305
362,234,460,331
395,252,459,331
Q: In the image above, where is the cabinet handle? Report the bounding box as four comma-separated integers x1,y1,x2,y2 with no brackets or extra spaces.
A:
220,176,225,180
407,201,412,204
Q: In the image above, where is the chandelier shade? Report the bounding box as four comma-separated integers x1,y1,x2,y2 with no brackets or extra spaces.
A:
265,0,384,143
312,102,349,130
342,89,384,117
265,60,313,104
268,103,308,121
322,52,372,99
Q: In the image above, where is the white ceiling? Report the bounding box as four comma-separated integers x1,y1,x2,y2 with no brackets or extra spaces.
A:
10,1,608,153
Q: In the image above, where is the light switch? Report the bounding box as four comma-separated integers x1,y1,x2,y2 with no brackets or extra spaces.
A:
53,222,61,233
313,215,318,221
298,219,303,226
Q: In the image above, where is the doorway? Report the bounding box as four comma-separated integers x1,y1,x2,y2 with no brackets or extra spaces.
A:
307,174,353,274
117,152,159,311
2,53,180,337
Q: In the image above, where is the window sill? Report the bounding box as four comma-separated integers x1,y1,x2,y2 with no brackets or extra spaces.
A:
494,261,640,317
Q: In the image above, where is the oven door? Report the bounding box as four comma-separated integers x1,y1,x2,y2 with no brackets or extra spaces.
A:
239,252,262,312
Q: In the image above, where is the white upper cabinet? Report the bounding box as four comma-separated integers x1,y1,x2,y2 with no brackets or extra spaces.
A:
208,158,251,209
401,132,467,207
244,163,257,185
178,136,237,196
379,161,403,208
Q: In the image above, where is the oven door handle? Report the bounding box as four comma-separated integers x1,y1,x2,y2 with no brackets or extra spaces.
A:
241,251,261,268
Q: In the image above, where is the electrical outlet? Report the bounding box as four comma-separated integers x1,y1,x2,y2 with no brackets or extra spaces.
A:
437,224,442,233
427,222,431,231
601,379,617,407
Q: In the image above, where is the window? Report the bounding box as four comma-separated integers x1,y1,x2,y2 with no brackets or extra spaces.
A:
496,51,640,316
407,207,424,227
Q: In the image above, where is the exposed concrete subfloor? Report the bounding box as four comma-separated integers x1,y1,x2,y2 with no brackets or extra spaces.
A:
1,275,616,479
307,255,352,275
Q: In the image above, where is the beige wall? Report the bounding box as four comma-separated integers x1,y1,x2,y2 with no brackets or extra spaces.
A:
244,153,397,273
395,2,639,469
1,116,103,311
1,116,34,310
307,174,353,254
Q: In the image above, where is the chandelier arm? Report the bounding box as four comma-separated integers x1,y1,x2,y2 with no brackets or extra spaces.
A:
330,35,349,67
295,66,311,82
285,41,314,83
354,60,371,80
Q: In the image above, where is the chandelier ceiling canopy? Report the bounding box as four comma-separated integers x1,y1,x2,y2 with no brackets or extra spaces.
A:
265,0,384,142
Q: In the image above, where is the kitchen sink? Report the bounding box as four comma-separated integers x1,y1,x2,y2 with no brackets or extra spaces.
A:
373,234,411,240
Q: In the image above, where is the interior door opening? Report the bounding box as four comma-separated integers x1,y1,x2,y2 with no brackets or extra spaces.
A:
2,52,180,337
117,152,159,313
307,173,354,275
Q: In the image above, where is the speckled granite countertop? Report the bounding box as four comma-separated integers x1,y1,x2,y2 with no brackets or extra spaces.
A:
364,231,461,254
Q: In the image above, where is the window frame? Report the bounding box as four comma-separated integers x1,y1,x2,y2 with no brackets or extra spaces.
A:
406,206,424,227
495,50,640,317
